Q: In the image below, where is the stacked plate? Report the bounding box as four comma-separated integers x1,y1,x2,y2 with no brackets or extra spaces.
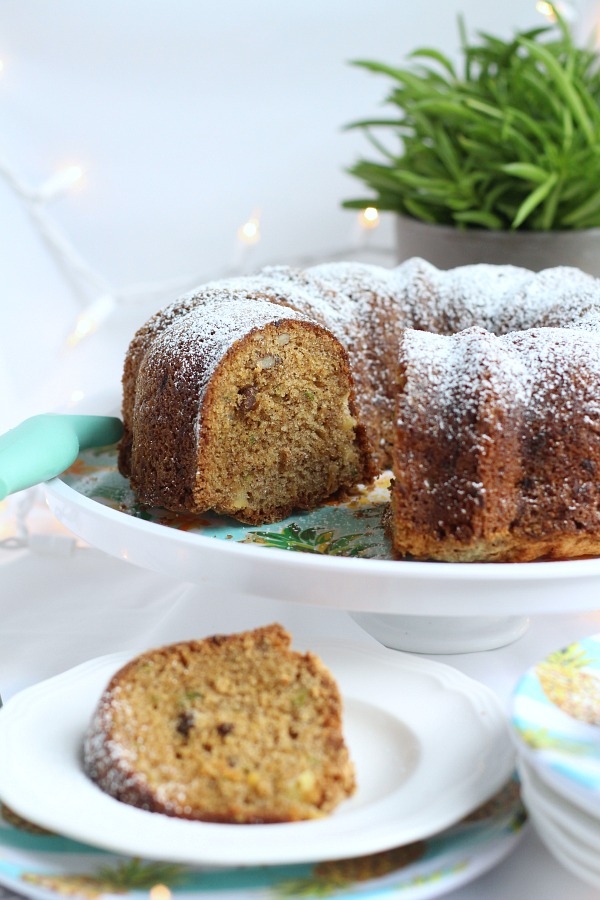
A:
511,633,600,888
0,641,525,900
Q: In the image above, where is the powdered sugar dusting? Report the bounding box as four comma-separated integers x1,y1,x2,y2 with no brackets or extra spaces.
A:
155,254,600,349
143,297,309,413
125,257,600,557
399,323,600,436
83,684,151,805
142,257,600,430
395,317,600,550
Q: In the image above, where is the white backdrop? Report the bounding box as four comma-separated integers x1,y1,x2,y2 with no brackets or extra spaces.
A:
0,1,570,427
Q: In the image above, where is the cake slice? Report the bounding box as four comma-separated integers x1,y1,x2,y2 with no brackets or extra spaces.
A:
82,624,356,823
120,298,373,524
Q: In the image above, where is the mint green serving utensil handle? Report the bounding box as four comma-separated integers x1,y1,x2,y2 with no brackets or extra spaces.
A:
0,414,123,500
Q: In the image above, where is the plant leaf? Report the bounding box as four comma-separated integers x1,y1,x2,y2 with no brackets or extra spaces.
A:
343,118,405,131
408,48,457,78
453,210,504,229
561,187,600,226
402,197,440,222
498,162,554,184
465,97,513,121
344,15,600,229
519,37,596,144
511,173,559,229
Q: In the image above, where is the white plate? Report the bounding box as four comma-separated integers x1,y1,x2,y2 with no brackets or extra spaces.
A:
518,762,600,889
518,758,600,859
0,642,514,866
524,806,600,889
44,450,600,653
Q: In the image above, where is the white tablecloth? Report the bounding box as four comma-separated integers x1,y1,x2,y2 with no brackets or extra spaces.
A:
1,495,599,900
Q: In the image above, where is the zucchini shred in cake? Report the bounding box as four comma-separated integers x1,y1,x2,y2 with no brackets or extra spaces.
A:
82,624,356,823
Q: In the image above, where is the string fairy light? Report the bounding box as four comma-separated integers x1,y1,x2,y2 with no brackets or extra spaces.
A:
358,206,380,230
0,500,12,544
0,156,113,310
2,167,390,349
35,164,83,202
536,1,557,19
66,293,117,347
353,204,381,250
1,39,390,348
68,389,86,406
237,213,261,245
535,0,576,21
1,154,221,346
1,50,392,353
230,209,262,273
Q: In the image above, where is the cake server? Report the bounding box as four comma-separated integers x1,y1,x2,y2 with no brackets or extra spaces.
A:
0,414,123,500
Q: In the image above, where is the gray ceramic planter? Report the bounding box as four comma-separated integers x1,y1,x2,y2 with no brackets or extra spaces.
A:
396,214,600,277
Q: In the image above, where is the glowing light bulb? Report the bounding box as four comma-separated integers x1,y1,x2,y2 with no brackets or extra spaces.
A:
149,886,171,900
535,1,575,20
69,389,86,405
66,317,95,347
237,216,260,244
65,164,83,183
66,294,116,347
38,165,84,202
536,1,556,19
358,206,380,230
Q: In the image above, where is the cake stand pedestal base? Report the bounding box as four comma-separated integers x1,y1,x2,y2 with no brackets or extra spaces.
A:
351,613,531,654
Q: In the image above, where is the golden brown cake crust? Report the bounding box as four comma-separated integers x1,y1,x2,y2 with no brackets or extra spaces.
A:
392,323,600,562
82,624,356,823
119,258,600,562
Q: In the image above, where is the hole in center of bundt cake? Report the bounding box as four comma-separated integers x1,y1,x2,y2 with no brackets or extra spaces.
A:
195,320,366,524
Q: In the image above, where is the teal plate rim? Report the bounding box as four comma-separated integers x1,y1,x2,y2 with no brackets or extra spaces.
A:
0,776,525,900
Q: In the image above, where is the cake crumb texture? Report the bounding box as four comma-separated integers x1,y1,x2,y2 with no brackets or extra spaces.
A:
83,624,356,823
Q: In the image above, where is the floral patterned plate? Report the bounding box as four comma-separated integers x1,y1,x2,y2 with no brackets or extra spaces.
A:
60,444,394,559
0,780,525,900
510,633,600,816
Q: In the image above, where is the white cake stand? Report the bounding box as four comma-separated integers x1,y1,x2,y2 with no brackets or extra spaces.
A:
44,474,600,654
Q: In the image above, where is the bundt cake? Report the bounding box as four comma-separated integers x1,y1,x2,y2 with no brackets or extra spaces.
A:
82,624,356,823
119,257,600,562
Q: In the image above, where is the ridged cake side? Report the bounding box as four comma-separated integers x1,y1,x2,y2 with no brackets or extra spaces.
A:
393,324,600,562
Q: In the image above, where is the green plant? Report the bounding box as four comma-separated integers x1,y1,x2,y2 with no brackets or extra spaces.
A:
343,10,600,230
